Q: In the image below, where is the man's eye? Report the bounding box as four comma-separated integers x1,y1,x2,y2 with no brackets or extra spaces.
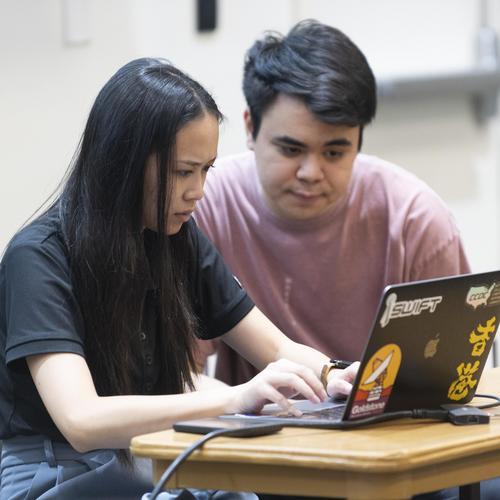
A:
325,150,342,159
279,146,301,156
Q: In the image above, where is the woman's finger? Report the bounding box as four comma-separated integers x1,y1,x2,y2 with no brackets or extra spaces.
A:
259,369,322,404
258,385,302,417
267,359,327,401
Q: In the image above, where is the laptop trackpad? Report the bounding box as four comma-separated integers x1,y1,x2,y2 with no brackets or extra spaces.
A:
260,399,345,417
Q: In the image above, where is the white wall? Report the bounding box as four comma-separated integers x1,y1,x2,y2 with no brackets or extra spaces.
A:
128,0,298,157
1,0,499,274
0,0,135,249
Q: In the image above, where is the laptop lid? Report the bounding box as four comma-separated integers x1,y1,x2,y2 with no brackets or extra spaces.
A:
175,271,500,432
343,269,500,420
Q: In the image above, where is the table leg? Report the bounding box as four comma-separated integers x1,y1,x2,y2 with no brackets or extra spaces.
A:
459,482,480,500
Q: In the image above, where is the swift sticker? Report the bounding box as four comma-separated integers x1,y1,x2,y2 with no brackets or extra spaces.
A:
349,343,402,419
379,293,442,328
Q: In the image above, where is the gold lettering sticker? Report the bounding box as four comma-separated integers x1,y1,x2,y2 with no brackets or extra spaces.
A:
448,316,497,401
469,316,496,357
447,361,480,401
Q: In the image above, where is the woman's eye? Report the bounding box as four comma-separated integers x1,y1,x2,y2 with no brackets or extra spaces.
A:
176,170,192,177
203,164,214,173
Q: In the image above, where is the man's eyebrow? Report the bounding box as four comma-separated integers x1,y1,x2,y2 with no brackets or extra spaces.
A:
273,136,352,148
272,136,306,147
324,138,352,147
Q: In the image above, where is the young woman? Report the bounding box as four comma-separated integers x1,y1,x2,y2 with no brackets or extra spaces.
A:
0,58,358,499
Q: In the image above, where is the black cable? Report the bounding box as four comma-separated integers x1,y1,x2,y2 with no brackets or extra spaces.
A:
147,428,226,499
474,393,500,409
147,401,499,497
146,410,448,497
147,424,283,500
330,408,449,428
245,409,449,430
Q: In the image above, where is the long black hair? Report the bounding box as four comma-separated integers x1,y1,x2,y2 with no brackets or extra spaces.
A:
59,58,222,398
243,19,376,149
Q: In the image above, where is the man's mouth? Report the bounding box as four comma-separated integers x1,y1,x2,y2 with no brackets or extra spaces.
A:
289,190,323,199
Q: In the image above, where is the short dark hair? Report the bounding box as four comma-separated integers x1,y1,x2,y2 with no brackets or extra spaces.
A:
243,19,376,148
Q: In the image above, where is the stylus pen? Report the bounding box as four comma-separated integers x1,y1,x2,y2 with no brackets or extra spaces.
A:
330,359,353,369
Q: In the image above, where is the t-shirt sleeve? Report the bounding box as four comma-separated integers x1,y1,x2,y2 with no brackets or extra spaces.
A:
188,221,254,339
2,237,85,367
404,191,471,281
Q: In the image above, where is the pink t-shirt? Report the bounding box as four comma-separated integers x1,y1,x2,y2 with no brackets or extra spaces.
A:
194,151,470,385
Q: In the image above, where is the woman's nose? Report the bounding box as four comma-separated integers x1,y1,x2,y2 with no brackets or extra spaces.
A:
185,174,205,201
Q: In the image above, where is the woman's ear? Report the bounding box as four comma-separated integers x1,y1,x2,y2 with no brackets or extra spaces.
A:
243,109,255,151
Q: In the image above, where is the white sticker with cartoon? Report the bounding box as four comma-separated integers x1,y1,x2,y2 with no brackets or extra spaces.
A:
349,343,402,419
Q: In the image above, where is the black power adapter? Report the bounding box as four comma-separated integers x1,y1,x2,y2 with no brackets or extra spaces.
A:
441,405,490,425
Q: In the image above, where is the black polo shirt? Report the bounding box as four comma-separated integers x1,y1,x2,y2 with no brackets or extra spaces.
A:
0,208,253,442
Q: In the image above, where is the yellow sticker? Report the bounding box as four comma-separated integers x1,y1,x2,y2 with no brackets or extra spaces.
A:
349,343,402,419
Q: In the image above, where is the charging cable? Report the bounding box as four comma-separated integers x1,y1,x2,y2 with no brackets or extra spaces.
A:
144,409,470,498
473,393,500,409
147,394,500,498
146,423,283,500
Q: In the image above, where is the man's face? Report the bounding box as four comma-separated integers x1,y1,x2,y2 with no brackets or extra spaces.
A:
143,113,219,234
246,94,359,221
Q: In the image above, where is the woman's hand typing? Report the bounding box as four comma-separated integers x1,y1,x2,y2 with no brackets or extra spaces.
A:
224,358,327,416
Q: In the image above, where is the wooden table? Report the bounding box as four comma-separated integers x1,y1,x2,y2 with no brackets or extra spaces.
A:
130,368,500,499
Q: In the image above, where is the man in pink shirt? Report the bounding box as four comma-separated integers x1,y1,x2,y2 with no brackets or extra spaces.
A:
195,20,470,387
195,19,500,500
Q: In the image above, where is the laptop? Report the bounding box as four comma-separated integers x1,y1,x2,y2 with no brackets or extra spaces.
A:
175,270,500,433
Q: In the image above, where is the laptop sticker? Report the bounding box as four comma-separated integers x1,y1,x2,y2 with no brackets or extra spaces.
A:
349,343,402,419
379,293,442,328
448,315,497,401
466,282,500,309
424,333,440,358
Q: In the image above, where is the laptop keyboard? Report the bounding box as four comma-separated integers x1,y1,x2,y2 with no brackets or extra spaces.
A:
300,405,345,420
270,405,346,421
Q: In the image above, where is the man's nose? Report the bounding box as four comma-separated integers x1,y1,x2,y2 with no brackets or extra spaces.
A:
296,155,324,183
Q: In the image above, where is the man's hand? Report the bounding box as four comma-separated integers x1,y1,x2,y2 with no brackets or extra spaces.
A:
326,361,360,398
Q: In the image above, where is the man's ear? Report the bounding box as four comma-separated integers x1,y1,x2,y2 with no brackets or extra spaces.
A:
243,109,255,150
